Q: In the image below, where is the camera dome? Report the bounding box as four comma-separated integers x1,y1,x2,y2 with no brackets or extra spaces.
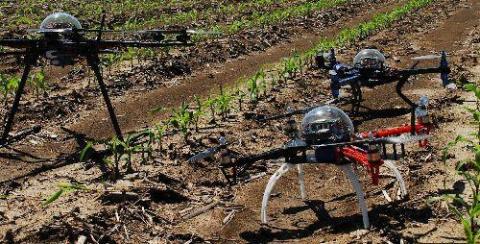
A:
353,49,386,70
301,106,354,143
40,12,82,32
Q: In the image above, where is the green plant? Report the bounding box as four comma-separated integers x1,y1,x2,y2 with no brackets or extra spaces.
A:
236,89,246,111
79,141,95,162
42,182,87,206
29,69,48,97
247,76,259,102
0,75,20,106
216,86,234,120
120,134,144,173
137,129,155,164
154,122,168,152
169,102,193,142
205,96,217,123
106,136,124,179
436,83,480,243
192,95,204,131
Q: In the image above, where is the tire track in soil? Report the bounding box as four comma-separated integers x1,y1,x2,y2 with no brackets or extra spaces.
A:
180,0,479,242
0,0,405,182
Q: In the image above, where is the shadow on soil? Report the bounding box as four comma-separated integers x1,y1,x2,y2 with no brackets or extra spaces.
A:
239,199,433,243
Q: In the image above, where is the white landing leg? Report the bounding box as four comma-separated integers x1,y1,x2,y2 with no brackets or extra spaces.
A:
297,164,306,200
261,163,292,224
338,163,370,229
383,160,407,199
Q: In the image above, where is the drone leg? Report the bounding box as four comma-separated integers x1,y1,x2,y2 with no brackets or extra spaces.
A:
350,83,362,115
396,76,416,135
383,160,407,199
338,163,370,229
392,144,398,160
382,143,387,157
356,86,363,115
297,164,307,200
1,61,34,143
88,56,124,141
261,163,292,224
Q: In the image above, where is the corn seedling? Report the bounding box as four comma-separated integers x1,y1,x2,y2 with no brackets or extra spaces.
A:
79,141,95,162
205,97,217,123
140,129,155,164
42,182,87,206
29,69,48,97
170,102,193,142
120,134,144,173
106,136,125,179
237,89,246,111
154,122,168,153
434,83,480,243
192,95,204,132
216,86,234,120
247,76,259,103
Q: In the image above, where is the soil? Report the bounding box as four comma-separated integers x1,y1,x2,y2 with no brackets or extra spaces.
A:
0,0,479,243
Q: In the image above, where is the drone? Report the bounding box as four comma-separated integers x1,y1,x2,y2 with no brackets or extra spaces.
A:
189,98,433,229
315,48,455,115
0,12,194,146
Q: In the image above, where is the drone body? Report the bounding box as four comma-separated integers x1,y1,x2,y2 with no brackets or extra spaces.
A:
258,104,433,228
0,12,193,145
221,104,430,229
316,48,453,114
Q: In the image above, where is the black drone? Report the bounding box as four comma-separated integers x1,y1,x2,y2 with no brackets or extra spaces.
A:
0,12,194,146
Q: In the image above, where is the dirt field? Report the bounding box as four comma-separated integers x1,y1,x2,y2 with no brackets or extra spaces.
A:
0,0,479,243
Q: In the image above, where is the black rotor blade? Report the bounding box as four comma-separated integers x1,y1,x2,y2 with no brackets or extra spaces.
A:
0,51,27,56
95,40,193,48
0,39,38,49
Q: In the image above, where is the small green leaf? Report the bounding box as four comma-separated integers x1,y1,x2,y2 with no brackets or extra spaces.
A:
42,189,64,206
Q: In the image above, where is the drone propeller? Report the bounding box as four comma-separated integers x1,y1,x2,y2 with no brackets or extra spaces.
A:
0,39,39,49
27,28,74,33
411,54,442,61
186,29,223,36
312,134,430,148
188,137,229,163
258,98,338,122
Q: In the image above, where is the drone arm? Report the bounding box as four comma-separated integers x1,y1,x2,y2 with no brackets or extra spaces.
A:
260,109,307,122
0,39,38,49
0,51,27,56
96,40,193,49
398,67,448,76
237,146,307,175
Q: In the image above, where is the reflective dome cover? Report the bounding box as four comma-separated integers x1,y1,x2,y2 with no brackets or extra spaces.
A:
301,106,354,143
40,12,82,31
353,49,386,69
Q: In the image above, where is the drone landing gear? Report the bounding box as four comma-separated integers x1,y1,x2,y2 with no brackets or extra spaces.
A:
87,55,124,141
1,53,38,146
396,76,417,135
261,163,307,223
0,52,124,147
261,163,370,229
350,83,363,115
383,160,408,198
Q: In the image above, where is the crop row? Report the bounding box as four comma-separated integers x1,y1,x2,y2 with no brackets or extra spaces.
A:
2,0,308,32
97,0,350,72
